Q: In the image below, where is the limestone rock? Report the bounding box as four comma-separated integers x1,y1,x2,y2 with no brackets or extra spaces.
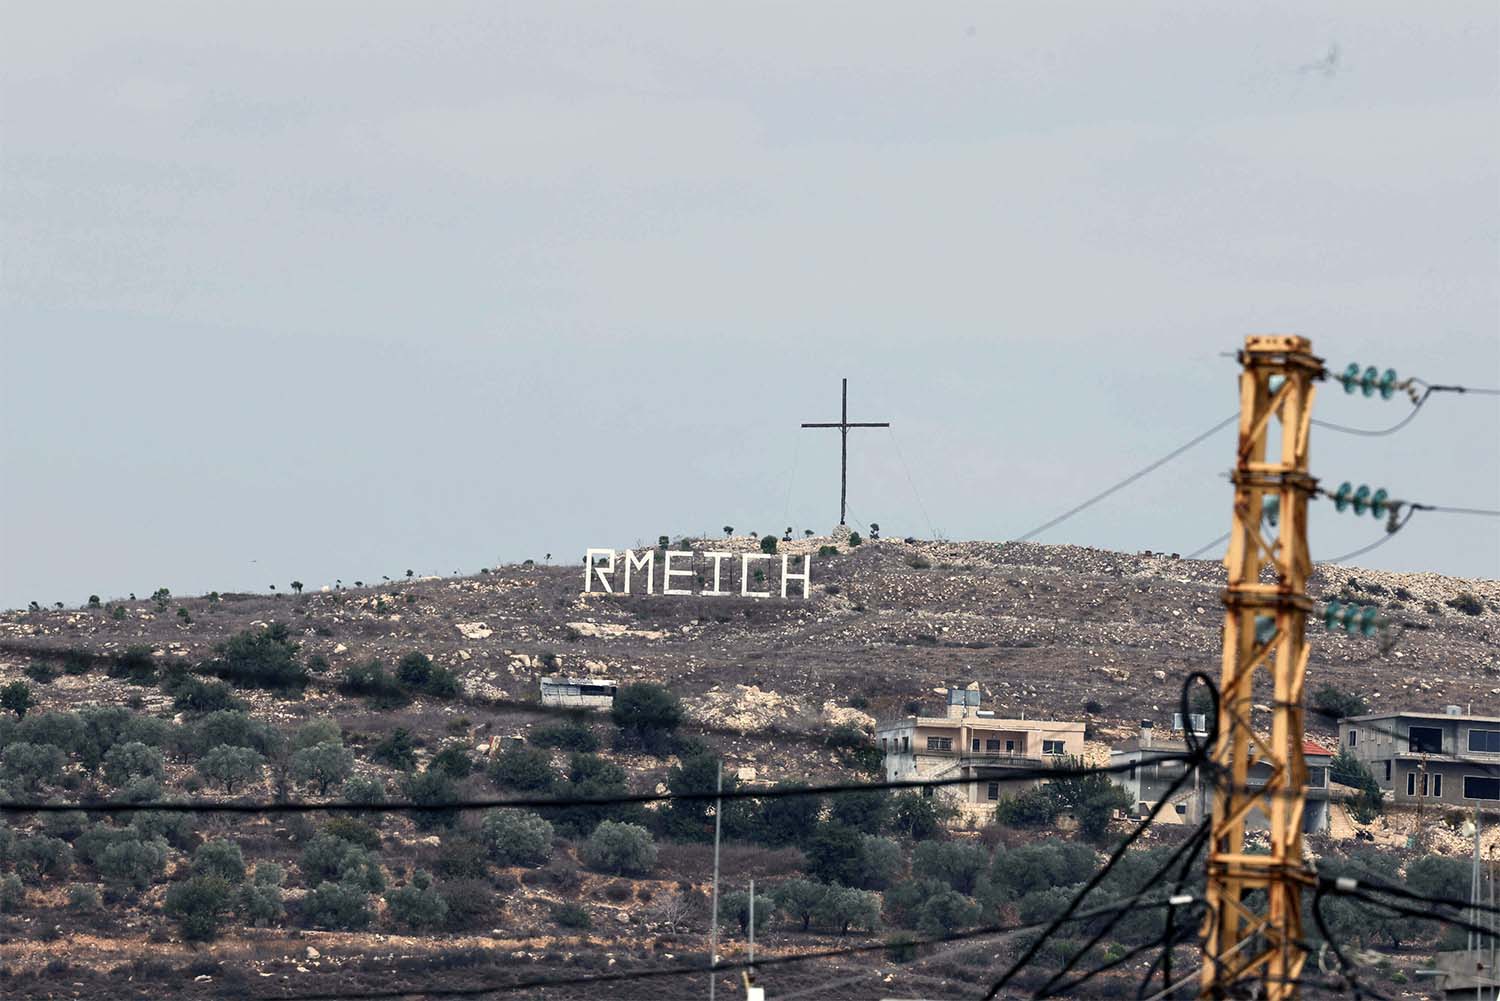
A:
456,622,493,640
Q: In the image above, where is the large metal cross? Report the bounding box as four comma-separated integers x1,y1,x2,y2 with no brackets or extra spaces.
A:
800,378,890,526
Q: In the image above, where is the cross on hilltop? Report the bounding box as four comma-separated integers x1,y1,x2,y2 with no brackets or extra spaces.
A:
800,378,889,526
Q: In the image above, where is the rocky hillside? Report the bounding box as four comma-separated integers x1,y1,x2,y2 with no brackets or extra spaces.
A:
10,535,1494,746
0,536,1494,1000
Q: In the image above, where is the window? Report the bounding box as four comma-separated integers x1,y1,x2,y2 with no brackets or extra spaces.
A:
1347,730,1358,747
1383,760,1392,781
1465,777,1500,801
1175,803,1187,815
1407,773,1415,796
1470,730,1500,753
927,736,953,752
1434,773,1443,797
1421,773,1429,796
986,782,1000,801
1006,739,1016,753
986,739,1002,752
880,738,887,752
1307,766,1327,788
902,736,910,752
1128,764,1137,781
1042,739,1066,755
972,738,981,752
1409,727,1443,754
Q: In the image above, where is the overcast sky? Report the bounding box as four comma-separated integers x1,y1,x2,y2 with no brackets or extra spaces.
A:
2,2,1496,607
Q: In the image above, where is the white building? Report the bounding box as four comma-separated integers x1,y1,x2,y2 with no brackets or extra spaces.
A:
539,676,618,709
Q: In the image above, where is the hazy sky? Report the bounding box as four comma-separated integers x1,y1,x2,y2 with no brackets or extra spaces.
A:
3,2,1497,607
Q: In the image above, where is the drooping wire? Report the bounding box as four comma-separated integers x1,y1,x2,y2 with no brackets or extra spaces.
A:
0,750,1197,816
886,426,940,540
1318,507,1417,564
267,896,1192,1001
980,672,1219,1000
1013,415,1238,542
1184,532,1230,560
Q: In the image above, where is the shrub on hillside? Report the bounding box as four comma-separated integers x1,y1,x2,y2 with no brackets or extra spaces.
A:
803,822,866,886
300,834,385,893
189,710,281,756
292,718,342,750
290,742,354,795
2,742,66,794
814,885,881,935
544,753,641,838
1311,685,1369,721
772,878,828,931
192,839,246,883
170,678,243,713
303,880,373,930
342,775,386,804
439,879,496,930
25,661,60,685
371,728,419,770
912,841,988,895
529,720,599,752
610,683,683,754
98,836,168,890
205,623,309,693
889,791,957,839
916,888,980,937
718,889,775,935
2,681,37,719
402,768,459,831
488,747,557,792
238,864,286,926
580,821,657,876
1448,592,1484,616
479,810,553,868
19,835,74,879
752,783,824,848
551,901,591,930
828,788,890,834
196,744,265,794
429,743,474,779
102,741,165,788
339,660,409,709
385,869,448,930
165,875,235,941
995,786,1060,828
0,874,23,912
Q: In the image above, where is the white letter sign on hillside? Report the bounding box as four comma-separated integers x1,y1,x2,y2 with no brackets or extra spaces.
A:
583,550,811,599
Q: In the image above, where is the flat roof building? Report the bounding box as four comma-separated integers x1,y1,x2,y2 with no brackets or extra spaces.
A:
1340,707,1500,808
874,685,1085,821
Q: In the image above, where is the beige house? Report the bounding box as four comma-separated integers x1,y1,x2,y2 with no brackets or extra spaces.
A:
875,685,1086,819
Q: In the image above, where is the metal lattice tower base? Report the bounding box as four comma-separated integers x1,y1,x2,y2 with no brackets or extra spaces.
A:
1201,335,1322,999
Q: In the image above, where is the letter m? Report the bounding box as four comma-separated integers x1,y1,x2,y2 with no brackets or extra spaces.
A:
623,549,655,594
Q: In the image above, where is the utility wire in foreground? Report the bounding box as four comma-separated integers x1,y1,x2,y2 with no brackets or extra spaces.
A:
0,751,1194,816
267,897,1188,1001
1013,415,1238,542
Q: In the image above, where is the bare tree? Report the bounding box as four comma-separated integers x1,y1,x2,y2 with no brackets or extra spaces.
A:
644,890,696,934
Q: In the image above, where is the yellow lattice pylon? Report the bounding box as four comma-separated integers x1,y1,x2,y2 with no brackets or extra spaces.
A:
1201,335,1322,999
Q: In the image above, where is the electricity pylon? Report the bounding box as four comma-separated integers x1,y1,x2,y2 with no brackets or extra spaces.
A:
1202,335,1322,999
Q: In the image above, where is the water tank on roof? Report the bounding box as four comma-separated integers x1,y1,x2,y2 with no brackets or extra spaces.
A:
1446,705,1463,716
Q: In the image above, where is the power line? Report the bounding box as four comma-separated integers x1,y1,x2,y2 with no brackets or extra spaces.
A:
0,751,1196,816
886,426,940,540
267,896,1189,1001
1013,415,1238,542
